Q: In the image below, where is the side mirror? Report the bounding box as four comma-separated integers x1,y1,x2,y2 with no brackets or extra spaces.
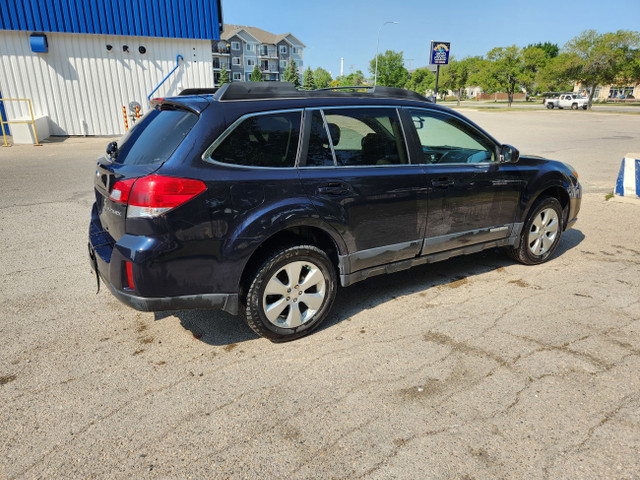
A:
106,141,118,159
500,144,519,164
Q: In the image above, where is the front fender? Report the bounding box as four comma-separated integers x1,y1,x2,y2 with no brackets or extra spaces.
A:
520,170,573,223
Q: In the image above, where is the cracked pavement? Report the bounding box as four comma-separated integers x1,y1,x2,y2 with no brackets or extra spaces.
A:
1,110,639,479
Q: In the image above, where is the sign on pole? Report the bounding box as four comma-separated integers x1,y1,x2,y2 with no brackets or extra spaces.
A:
429,41,450,104
430,41,451,65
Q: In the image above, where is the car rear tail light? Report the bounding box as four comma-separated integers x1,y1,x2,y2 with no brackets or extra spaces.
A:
124,175,207,218
125,261,135,290
109,175,206,217
109,178,136,204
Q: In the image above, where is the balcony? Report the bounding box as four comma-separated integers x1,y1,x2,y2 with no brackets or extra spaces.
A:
258,48,278,59
260,63,279,73
212,60,230,70
212,46,231,55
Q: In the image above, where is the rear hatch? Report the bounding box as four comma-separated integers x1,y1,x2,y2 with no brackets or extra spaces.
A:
94,105,200,241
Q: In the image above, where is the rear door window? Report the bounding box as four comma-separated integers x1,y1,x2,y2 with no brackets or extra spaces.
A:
306,108,408,166
305,111,335,167
209,111,302,167
114,108,198,165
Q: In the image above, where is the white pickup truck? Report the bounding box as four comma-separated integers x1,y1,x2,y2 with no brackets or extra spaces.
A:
545,93,588,110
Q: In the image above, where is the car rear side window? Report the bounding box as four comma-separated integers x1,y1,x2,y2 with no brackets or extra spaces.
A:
114,108,198,165
210,111,302,168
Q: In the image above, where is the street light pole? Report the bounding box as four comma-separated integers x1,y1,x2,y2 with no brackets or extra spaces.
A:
374,21,398,87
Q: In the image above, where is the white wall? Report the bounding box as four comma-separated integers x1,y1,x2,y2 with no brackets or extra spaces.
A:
0,31,214,136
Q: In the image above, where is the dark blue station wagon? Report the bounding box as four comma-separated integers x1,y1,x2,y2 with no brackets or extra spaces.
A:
89,83,582,341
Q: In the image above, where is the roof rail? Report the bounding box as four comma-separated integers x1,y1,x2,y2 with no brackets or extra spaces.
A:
179,88,218,96
215,82,430,102
314,85,426,99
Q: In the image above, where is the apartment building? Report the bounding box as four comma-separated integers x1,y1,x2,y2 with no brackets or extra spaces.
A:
212,24,305,84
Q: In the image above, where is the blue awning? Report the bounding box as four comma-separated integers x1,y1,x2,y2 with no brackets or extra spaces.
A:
0,0,222,40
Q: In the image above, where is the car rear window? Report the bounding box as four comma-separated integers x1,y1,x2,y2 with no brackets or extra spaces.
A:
113,108,198,165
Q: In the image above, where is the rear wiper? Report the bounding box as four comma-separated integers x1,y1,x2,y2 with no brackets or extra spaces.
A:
106,141,118,159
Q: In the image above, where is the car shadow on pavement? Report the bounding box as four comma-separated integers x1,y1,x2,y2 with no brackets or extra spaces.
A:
163,229,584,346
155,309,260,346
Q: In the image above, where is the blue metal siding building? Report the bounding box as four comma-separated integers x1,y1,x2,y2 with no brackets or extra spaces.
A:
0,0,222,40
0,0,222,136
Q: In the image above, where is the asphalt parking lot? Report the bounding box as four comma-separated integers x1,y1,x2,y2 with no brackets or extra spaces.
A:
1,109,639,479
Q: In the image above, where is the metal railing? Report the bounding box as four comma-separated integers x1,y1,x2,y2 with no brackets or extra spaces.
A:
0,98,42,147
147,55,183,102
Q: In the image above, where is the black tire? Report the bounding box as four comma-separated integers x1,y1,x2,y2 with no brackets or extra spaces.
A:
243,244,337,342
546,103,554,109
582,105,588,110
507,197,564,265
571,103,578,110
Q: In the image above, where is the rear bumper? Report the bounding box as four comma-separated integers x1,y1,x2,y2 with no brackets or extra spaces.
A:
88,205,239,315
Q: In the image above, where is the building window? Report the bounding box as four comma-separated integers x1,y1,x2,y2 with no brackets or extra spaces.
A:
246,43,253,52
233,73,241,81
232,57,240,65
231,41,240,50
279,45,287,54
247,58,255,66
260,45,268,56
280,60,287,69
608,86,634,99
292,47,299,54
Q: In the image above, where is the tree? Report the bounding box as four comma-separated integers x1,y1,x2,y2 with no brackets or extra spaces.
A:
522,42,558,93
368,50,409,88
535,53,574,93
404,67,435,96
283,58,301,87
562,30,640,109
313,67,332,89
302,67,315,90
526,42,560,59
439,58,478,106
219,63,231,85
250,64,263,82
336,70,367,86
480,45,529,107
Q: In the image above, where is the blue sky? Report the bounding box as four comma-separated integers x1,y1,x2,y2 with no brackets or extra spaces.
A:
222,0,640,77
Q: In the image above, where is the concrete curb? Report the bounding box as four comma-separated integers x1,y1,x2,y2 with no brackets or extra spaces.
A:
614,153,640,200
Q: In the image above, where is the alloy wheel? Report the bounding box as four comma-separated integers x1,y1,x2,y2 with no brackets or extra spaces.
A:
527,207,559,256
262,260,326,328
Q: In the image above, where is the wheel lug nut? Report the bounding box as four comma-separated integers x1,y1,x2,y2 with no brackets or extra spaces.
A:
286,297,290,301
293,298,297,302
287,288,291,293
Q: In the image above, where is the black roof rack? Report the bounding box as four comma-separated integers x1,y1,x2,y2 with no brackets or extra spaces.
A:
215,82,430,103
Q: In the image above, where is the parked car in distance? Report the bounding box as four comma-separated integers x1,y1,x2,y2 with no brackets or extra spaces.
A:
546,93,589,110
89,82,582,341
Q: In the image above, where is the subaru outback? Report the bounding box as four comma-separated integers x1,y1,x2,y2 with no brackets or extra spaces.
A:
89,82,581,341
